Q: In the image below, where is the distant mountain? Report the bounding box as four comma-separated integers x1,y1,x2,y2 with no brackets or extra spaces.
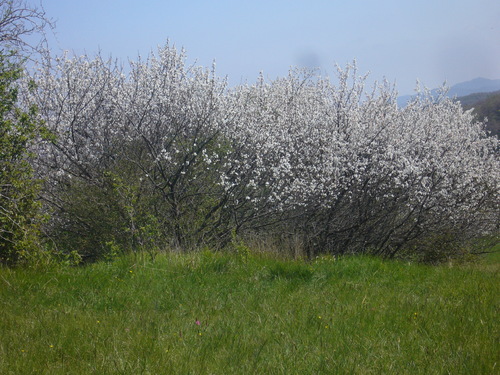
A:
397,77,500,107
447,77,500,98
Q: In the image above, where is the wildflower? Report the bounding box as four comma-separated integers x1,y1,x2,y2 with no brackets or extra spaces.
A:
195,320,201,326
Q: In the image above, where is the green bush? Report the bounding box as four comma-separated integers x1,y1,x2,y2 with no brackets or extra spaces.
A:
0,52,47,265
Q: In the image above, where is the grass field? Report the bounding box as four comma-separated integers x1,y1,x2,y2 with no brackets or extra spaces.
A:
1,250,498,374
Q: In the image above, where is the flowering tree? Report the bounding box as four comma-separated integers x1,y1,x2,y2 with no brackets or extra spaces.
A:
25,46,499,260
223,65,499,257
26,45,243,256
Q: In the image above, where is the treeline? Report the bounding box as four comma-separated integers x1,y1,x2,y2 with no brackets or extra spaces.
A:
0,2,498,265
3,45,494,264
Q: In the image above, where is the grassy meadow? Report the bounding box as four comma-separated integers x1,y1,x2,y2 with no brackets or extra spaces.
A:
0,249,498,374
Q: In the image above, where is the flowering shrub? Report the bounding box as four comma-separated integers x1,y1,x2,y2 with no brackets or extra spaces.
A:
23,45,499,259
224,66,499,256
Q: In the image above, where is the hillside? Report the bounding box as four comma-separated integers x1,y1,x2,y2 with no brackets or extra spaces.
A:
458,91,500,138
455,90,500,107
447,77,500,98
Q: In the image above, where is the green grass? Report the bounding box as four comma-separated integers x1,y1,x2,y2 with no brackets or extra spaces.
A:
0,250,498,374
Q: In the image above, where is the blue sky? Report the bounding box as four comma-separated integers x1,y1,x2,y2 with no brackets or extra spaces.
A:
37,0,499,95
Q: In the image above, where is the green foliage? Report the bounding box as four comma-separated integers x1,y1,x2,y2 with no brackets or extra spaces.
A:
107,171,164,254
47,177,123,261
0,251,498,373
45,130,241,261
49,169,167,261
228,229,251,261
0,52,47,265
397,233,493,265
